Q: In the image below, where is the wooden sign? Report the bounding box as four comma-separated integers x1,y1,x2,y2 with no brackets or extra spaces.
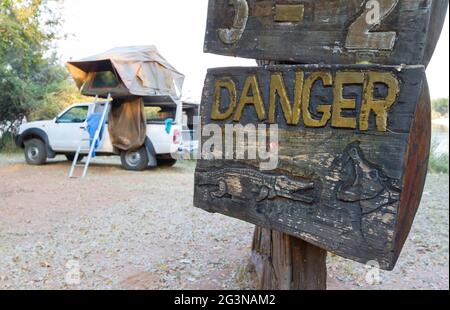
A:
204,0,448,66
194,64,431,270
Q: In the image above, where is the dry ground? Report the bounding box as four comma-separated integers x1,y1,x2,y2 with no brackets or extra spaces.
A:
0,154,448,290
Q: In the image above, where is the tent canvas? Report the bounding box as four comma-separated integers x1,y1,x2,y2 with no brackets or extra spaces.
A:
67,46,185,99
67,46,185,152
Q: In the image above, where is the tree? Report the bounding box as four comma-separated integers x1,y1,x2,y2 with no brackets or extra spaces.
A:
0,0,66,135
432,98,449,117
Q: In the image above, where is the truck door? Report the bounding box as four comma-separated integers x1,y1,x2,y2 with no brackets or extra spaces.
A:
50,105,90,152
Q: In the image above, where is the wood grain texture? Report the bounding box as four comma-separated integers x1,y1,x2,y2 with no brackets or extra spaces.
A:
393,78,431,265
251,227,327,290
250,60,327,291
194,64,430,270
204,0,448,66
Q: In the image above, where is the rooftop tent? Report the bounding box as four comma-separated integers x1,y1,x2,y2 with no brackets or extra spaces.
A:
67,46,185,152
67,46,185,99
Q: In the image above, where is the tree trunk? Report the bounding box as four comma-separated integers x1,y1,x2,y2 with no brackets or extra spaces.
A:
251,226,327,290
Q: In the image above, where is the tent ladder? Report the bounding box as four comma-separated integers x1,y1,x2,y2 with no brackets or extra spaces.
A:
69,94,112,179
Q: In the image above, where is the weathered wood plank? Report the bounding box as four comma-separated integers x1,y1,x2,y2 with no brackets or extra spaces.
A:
250,60,328,291
194,64,430,270
204,0,448,66
251,227,327,290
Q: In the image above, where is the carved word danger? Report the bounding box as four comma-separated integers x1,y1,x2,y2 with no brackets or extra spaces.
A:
211,70,400,132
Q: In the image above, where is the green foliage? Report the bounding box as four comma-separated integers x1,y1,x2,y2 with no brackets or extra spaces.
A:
429,153,449,174
432,98,449,117
429,143,449,174
29,81,91,121
0,131,19,153
0,0,67,131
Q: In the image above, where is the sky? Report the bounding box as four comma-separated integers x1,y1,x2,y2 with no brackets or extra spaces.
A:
57,0,449,102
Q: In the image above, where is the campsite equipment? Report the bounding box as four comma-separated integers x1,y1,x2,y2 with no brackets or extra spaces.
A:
69,95,112,179
107,97,147,151
63,46,186,176
67,45,185,152
67,46,184,99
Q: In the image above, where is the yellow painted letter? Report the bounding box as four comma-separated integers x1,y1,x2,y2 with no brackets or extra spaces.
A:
269,72,299,125
211,78,237,120
302,72,333,128
292,72,304,125
360,72,399,132
234,75,266,122
332,72,365,129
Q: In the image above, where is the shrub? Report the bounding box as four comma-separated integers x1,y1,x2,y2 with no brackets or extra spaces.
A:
429,143,449,174
432,98,449,118
0,132,20,153
28,81,90,121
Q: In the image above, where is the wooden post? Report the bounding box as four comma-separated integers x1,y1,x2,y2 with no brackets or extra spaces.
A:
250,60,327,291
195,0,446,290
251,227,327,290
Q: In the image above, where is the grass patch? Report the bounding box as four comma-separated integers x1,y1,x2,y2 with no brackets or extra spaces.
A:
0,132,21,154
429,152,449,174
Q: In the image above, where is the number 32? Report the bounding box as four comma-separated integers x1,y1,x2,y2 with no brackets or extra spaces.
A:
219,0,400,51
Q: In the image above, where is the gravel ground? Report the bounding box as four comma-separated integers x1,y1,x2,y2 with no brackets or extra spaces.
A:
0,154,448,290
326,173,449,290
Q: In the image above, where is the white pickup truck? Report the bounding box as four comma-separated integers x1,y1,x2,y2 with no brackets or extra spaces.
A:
15,98,184,171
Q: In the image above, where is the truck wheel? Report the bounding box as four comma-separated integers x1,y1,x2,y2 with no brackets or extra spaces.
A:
66,154,85,162
120,147,149,171
24,139,47,165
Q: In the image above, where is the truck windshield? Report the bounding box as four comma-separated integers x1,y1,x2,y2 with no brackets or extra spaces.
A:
145,106,176,123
